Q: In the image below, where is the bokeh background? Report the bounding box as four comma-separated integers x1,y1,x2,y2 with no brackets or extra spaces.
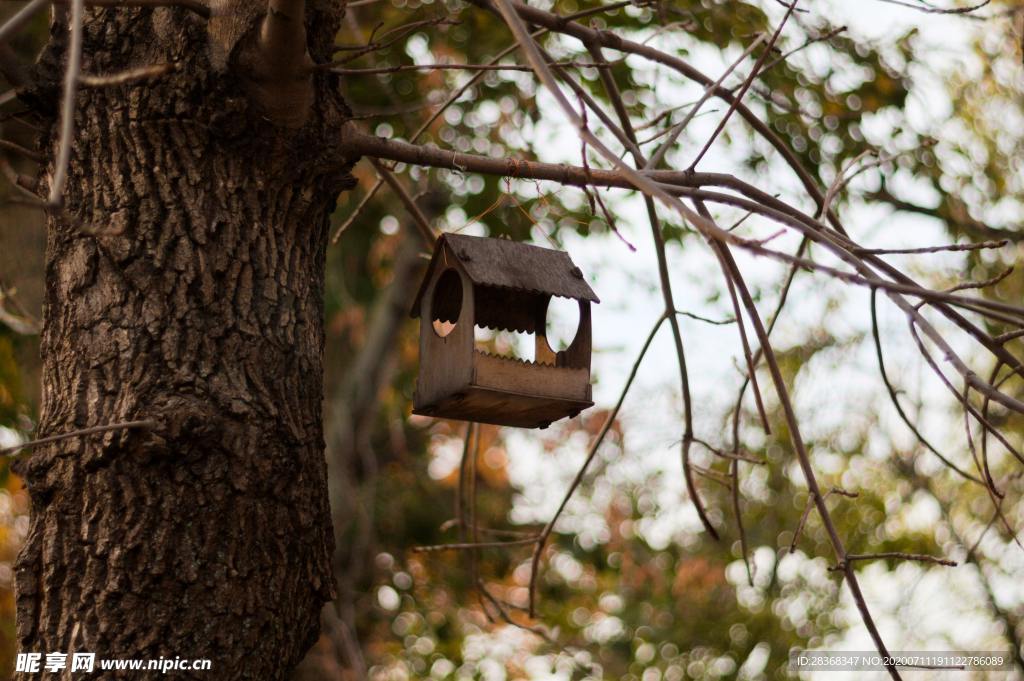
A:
3,1,1024,679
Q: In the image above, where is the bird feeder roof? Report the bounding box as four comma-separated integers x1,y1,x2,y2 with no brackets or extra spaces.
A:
411,233,600,318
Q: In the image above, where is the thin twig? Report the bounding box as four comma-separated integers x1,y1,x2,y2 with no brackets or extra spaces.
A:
906,319,1024,467
745,25,848,82
995,329,1024,344
790,486,860,553
943,266,1012,294
855,239,1008,255
412,537,540,552
645,34,766,169
528,313,667,617
676,309,735,326
978,362,1010,498
578,15,720,540
687,1,798,170
323,17,459,67
370,158,437,244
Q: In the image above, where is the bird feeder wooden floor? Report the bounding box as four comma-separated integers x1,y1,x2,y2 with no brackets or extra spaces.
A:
411,234,599,429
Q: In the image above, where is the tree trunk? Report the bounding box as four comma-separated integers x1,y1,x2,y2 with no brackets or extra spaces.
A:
14,5,356,679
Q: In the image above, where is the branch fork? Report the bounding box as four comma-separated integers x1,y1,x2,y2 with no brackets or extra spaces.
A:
239,0,315,127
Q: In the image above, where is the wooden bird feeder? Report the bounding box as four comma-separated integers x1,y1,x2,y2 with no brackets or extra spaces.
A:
411,234,600,429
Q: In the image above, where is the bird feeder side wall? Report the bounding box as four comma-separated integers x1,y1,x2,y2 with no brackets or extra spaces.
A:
558,301,592,376
414,256,475,410
534,297,592,371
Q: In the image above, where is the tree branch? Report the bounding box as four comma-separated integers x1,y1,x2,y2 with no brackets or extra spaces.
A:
247,0,313,126
468,0,848,233
714,237,901,680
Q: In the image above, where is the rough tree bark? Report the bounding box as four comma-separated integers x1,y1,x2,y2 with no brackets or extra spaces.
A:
13,2,358,678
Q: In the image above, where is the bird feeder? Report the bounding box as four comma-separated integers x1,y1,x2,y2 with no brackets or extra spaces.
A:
410,234,599,429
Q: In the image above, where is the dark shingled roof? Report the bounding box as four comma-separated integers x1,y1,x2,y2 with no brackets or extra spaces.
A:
411,234,599,318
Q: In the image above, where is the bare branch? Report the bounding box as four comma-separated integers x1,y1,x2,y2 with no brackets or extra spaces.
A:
567,4,719,540
329,60,610,76
871,0,991,15
79,62,178,87
0,137,41,162
835,552,958,568
351,135,1024,412
472,0,846,230
906,320,1024,466
331,18,557,245
710,226,901,680
869,290,984,484
0,419,158,457
703,221,771,434
0,0,50,46
979,363,1007,496
48,0,84,207
994,329,1024,344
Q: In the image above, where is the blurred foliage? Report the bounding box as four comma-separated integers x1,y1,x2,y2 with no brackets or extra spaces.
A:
322,0,1024,678
3,0,1024,680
